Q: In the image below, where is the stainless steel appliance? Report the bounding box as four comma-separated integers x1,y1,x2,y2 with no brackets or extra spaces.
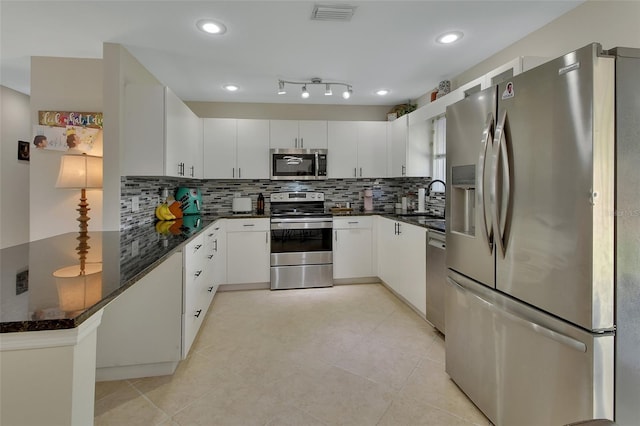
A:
425,229,446,333
445,44,640,425
270,148,327,180
270,191,333,289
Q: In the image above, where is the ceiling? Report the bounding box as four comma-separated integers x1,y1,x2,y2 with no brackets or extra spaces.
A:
0,1,582,106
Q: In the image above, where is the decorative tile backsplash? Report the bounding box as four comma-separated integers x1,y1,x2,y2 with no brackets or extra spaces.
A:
120,176,445,230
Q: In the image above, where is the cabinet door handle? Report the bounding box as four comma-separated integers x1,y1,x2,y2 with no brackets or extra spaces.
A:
295,137,298,148
232,168,235,178
238,168,242,178
354,168,357,177
207,233,214,237
243,224,255,227
397,223,401,235
194,270,203,277
194,309,202,318
402,165,406,176
190,165,195,177
359,167,362,177
348,221,359,225
207,286,214,292
300,137,303,148
195,244,202,250
266,231,269,244
335,230,338,242
214,240,218,252
207,254,214,259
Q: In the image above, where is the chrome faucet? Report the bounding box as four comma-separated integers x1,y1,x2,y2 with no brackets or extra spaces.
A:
426,179,446,197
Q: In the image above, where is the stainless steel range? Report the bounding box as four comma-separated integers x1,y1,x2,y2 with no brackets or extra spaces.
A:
270,191,333,290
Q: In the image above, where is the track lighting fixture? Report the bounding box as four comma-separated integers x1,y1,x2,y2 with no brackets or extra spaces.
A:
277,78,352,100
278,80,286,95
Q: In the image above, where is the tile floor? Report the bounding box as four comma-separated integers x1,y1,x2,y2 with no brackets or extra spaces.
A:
94,283,491,426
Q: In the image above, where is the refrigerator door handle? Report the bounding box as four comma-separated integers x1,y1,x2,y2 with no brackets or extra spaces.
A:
491,110,511,257
478,112,494,253
447,276,587,353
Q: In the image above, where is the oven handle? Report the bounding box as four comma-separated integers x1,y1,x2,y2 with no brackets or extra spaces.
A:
271,221,333,230
270,217,333,224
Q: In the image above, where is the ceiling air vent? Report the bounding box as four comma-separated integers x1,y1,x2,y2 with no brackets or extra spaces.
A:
311,4,356,22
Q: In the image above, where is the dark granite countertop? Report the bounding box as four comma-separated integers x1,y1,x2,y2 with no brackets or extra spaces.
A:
1,212,442,333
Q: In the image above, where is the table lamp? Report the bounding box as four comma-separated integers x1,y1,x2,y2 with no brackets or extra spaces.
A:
54,153,103,315
56,153,103,234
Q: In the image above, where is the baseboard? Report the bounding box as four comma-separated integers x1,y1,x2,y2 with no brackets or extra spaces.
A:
379,279,428,323
96,361,179,381
333,277,380,285
217,282,270,292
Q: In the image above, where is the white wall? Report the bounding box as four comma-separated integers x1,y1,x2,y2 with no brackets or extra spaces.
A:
102,43,163,231
29,57,103,241
187,101,391,121
0,86,31,248
453,0,640,89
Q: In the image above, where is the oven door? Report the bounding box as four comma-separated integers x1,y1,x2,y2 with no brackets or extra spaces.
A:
270,217,333,266
270,149,327,180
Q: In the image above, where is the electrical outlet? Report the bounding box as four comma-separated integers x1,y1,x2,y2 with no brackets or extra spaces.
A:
131,196,139,212
131,239,139,256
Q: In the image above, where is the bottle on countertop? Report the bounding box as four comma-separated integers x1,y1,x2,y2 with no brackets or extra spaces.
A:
257,193,265,215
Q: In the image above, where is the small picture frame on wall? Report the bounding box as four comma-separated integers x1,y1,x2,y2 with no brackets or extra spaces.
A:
18,140,30,161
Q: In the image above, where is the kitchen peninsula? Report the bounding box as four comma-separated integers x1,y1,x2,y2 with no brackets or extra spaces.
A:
0,212,442,425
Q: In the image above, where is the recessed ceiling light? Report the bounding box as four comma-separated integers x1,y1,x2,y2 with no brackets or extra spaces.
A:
197,19,227,35
223,84,239,92
436,31,463,44
376,89,389,96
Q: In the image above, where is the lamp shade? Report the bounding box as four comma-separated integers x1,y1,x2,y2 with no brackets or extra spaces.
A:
54,263,103,313
56,154,103,189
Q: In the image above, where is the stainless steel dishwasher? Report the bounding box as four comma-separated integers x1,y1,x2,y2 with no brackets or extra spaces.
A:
426,229,446,333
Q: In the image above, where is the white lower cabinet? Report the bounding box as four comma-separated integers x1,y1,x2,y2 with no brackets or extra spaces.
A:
205,220,226,295
182,233,208,358
377,216,427,316
226,218,270,285
96,252,183,380
333,216,374,279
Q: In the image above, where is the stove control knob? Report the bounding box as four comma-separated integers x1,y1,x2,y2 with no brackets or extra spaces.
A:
310,194,316,199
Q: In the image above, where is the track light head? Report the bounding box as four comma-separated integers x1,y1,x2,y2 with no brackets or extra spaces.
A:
278,80,286,95
301,85,310,99
342,86,352,99
325,84,332,96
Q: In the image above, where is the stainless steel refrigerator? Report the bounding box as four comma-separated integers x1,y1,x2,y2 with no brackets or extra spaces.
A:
444,43,640,425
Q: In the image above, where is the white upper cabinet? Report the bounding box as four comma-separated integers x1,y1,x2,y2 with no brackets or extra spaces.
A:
237,119,270,179
123,84,202,178
203,118,269,179
327,121,358,178
327,121,387,179
357,121,388,178
388,115,408,177
270,120,328,149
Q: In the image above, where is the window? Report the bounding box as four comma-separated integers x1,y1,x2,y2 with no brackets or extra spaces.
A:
430,115,446,191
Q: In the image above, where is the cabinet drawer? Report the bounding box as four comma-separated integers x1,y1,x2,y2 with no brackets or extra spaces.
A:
226,218,269,232
333,216,373,229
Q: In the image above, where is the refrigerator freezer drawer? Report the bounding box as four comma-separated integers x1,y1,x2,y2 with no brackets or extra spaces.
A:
445,270,614,426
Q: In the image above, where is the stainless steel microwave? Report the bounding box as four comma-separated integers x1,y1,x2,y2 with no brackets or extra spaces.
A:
270,148,327,180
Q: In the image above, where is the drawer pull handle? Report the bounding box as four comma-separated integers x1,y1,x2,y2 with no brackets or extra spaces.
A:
348,221,359,224
243,224,255,227
194,270,203,277
195,244,202,250
207,255,214,259
194,309,202,318
207,286,214,292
